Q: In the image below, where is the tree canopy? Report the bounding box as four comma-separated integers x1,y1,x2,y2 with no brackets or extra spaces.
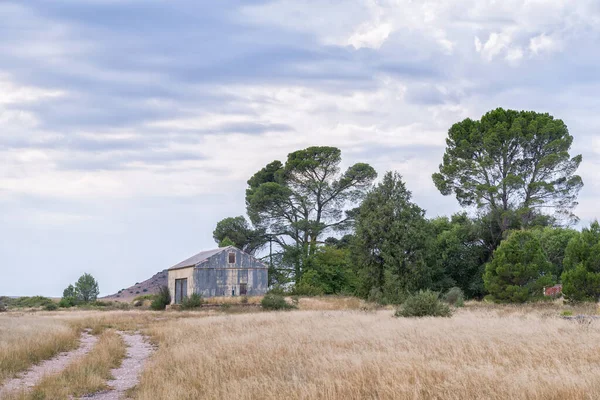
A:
352,171,437,303
483,230,554,303
245,146,377,281
433,108,583,231
212,216,262,253
75,273,100,303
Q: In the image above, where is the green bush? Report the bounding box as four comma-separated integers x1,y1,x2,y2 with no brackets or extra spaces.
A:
292,282,324,296
58,297,76,308
7,296,54,308
484,230,554,303
44,302,58,311
367,287,387,305
561,222,600,302
180,293,203,310
0,303,6,312
443,287,464,307
150,286,171,311
395,290,452,318
261,294,295,311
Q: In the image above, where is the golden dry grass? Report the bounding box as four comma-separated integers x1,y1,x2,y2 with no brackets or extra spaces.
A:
5,329,127,400
134,306,600,400
4,300,600,399
0,314,80,384
202,295,263,305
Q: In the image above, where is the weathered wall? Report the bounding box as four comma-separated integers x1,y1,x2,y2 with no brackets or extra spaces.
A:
194,248,268,297
168,266,194,304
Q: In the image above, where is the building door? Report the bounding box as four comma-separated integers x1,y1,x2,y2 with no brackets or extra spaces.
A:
239,283,247,296
175,278,188,304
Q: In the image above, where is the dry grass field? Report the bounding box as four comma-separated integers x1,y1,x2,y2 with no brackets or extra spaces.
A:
2,299,600,399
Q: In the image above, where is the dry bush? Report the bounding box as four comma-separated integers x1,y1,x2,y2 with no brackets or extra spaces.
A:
5,330,126,400
134,307,600,400
0,315,79,384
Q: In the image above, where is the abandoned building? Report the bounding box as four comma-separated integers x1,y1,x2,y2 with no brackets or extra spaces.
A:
167,246,268,304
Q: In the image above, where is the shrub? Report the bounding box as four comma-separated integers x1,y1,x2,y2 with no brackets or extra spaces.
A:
240,296,249,304
143,288,148,292
443,287,465,307
261,294,295,311
395,290,452,318
293,282,324,296
44,302,58,311
0,303,6,312
150,285,171,311
59,297,76,308
484,230,554,303
180,293,203,310
133,300,143,307
367,287,386,305
114,302,131,310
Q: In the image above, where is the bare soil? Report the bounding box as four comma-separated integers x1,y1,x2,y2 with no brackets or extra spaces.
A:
81,332,154,400
0,330,97,397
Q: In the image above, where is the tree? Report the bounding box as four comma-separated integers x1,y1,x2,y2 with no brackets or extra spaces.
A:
352,172,439,303
246,146,376,282
433,108,583,233
533,226,579,279
62,284,76,299
483,230,554,303
296,246,357,295
75,273,100,303
212,216,262,253
561,222,600,301
430,214,490,298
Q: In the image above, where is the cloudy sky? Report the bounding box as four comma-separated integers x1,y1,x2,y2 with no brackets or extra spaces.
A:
1,0,599,296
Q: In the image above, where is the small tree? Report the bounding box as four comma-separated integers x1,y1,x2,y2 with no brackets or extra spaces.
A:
75,273,100,303
484,230,554,303
60,284,78,308
561,221,600,301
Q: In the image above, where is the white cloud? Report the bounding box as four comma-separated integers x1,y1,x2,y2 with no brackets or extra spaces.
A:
529,33,561,54
348,21,393,49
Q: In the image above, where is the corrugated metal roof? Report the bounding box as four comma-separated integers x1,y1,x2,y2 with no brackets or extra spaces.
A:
168,246,232,270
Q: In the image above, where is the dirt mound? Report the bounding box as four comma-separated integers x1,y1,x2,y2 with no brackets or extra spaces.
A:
102,270,167,302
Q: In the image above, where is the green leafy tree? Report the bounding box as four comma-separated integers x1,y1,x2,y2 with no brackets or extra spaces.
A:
296,246,357,295
246,146,376,283
484,230,554,302
533,226,579,279
212,216,263,253
430,214,490,298
352,172,440,303
62,284,76,299
561,222,600,301
433,108,583,234
75,273,100,303
60,284,78,307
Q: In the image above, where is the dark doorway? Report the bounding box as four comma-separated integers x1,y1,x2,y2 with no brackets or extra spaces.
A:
174,278,188,304
239,283,247,296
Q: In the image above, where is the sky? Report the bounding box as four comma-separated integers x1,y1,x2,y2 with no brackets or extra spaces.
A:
1,0,600,297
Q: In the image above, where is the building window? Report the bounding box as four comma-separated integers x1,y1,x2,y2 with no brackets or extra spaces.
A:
228,252,236,264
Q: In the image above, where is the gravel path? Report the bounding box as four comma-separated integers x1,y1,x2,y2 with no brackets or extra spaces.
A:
81,332,154,400
0,330,98,397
